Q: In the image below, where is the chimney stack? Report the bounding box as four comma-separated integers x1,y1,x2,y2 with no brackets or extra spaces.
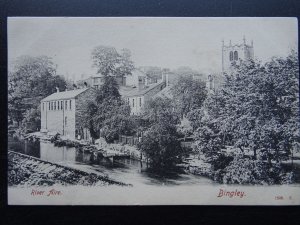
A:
162,69,169,86
56,87,59,93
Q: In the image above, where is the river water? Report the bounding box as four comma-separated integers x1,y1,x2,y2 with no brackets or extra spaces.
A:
8,136,214,187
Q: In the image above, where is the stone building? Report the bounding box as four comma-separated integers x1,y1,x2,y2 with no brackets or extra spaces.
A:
77,74,125,89
206,37,255,93
40,88,96,140
125,69,148,88
77,75,104,89
222,37,254,74
120,81,166,116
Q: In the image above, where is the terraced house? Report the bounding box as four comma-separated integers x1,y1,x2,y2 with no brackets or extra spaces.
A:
40,88,96,140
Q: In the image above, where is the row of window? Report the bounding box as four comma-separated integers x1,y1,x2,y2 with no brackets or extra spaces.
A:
42,100,72,111
229,51,238,61
130,97,142,108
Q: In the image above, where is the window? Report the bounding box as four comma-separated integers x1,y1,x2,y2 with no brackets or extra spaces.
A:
54,102,56,110
51,102,53,110
234,51,238,60
132,99,134,107
69,100,72,110
61,101,63,110
65,101,67,110
49,102,50,110
246,50,251,59
42,103,44,111
139,98,142,107
209,79,213,90
58,101,60,110
229,51,233,61
65,116,67,126
208,75,213,90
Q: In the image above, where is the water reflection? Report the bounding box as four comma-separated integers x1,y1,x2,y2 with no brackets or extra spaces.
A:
8,137,214,187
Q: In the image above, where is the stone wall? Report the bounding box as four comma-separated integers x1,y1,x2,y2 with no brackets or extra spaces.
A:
127,81,166,115
128,95,145,115
75,88,97,140
41,99,76,138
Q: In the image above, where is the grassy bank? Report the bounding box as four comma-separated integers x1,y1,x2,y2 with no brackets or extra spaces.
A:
8,151,131,187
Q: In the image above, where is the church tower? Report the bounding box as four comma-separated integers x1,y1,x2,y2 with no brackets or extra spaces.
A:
222,36,254,74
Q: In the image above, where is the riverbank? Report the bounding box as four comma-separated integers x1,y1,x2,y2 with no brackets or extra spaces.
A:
8,151,131,187
25,131,146,161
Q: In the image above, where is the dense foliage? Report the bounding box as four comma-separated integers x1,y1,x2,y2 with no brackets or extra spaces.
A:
76,46,137,142
172,75,207,118
138,97,183,169
80,76,135,143
8,56,69,132
214,155,294,185
91,46,134,78
194,52,299,161
191,51,299,184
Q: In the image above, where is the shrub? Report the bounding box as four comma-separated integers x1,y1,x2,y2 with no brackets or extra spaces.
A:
221,156,270,184
211,154,234,171
218,156,295,185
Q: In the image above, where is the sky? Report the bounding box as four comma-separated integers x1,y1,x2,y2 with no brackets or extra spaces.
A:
8,17,298,81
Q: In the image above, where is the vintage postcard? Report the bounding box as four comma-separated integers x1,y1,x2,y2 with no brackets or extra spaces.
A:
7,17,300,205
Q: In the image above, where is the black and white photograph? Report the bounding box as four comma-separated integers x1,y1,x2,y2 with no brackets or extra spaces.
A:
7,17,300,205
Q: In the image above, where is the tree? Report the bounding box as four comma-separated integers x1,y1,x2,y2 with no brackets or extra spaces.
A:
21,107,41,133
172,75,207,118
8,55,68,128
91,46,134,78
139,123,183,169
143,97,180,126
138,97,183,169
79,76,135,142
194,51,299,164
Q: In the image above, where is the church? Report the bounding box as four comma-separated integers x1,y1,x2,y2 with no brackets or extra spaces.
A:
222,36,254,74
206,37,254,92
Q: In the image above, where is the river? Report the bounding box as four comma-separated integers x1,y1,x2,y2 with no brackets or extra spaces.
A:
8,136,214,187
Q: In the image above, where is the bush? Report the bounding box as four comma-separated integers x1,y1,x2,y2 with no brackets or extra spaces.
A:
215,155,296,185
138,124,183,170
279,172,295,184
211,154,234,171
221,156,270,184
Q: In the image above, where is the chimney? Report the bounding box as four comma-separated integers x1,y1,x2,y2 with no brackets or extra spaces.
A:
162,69,169,86
56,87,59,93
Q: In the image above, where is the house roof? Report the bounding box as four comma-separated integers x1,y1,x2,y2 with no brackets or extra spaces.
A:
120,81,164,97
41,88,89,101
125,69,147,79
